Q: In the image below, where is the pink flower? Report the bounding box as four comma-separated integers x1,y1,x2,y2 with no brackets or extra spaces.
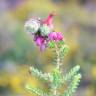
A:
35,36,44,46
34,36,46,51
48,32,57,40
57,32,63,40
48,32,63,41
42,13,54,29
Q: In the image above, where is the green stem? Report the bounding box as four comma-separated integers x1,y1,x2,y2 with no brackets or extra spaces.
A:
51,43,62,96
55,43,61,70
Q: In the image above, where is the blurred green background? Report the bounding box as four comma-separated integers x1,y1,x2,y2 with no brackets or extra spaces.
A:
0,0,96,96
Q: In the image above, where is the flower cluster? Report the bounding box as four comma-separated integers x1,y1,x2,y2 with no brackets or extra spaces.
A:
24,14,63,50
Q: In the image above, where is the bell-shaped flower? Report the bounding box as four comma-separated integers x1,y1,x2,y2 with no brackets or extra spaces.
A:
48,32,63,41
48,32,57,40
56,32,63,40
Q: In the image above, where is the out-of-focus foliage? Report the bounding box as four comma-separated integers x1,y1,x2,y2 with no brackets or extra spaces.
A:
0,0,96,96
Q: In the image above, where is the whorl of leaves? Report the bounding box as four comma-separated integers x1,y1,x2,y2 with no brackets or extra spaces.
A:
63,74,81,96
25,85,49,96
29,66,51,81
63,65,80,82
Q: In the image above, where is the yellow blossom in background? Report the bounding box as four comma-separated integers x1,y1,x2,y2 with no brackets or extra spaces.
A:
91,65,96,80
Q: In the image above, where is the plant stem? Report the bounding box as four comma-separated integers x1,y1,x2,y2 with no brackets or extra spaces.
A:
55,43,61,70
51,43,62,96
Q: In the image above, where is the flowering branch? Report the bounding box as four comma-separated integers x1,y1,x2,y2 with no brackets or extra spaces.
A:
24,13,81,96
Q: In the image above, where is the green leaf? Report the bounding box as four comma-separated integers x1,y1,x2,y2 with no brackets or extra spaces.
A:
59,44,69,57
58,40,65,48
25,85,49,96
48,41,55,48
63,65,80,82
63,74,81,96
30,66,51,81
50,69,62,88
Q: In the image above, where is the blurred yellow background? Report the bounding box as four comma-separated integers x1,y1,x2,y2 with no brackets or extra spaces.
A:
0,0,96,96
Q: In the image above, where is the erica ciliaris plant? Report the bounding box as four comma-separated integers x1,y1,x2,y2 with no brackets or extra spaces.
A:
24,13,81,96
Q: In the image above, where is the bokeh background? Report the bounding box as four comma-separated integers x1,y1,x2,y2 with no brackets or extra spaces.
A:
0,0,96,96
